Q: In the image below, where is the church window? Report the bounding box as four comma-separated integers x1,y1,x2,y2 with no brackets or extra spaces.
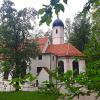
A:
38,55,42,60
37,67,42,74
53,56,54,61
56,29,58,34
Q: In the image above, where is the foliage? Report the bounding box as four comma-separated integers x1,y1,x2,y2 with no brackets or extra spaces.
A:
0,0,40,80
82,0,99,15
84,3,100,98
60,71,90,100
10,73,36,91
44,69,91,100
38,0,99,25
40,80,60,96
38,0,67,25
68,14,90,51
64,18,72,41
0,60,13,79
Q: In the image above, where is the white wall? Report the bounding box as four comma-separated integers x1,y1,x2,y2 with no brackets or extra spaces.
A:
51,54,57,70
30,54,58,76
30,54,51,76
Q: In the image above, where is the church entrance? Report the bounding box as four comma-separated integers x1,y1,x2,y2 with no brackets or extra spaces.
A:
72,60,79,76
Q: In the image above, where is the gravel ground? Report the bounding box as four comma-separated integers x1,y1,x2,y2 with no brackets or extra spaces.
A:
74,93,100,100
58,93,100,100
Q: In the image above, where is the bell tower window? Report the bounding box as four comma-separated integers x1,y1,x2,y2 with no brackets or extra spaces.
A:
56,29,58,34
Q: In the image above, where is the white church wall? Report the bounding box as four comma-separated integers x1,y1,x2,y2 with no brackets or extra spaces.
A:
57,57,86,74
51,54,57,70
66,58,73,71
43,55,50,69
30,54,51,76
67,58,86,74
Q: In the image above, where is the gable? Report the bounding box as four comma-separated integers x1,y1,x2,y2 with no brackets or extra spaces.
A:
34,37,49,53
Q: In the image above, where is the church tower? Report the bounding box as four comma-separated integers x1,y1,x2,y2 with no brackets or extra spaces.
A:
52,18,64,44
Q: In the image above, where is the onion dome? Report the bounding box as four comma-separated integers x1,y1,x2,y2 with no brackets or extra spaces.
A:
53,18,64,28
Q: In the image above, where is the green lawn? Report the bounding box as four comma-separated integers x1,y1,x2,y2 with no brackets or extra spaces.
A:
0,91,58,100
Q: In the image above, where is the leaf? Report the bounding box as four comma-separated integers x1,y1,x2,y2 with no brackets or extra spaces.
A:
55,7,60,15
39,15,48,26
38,8,45,14
63,0,67,4
51,0,60,6
55,3,64,15
46,7,52,16
46,16,52,26
59,3,64,12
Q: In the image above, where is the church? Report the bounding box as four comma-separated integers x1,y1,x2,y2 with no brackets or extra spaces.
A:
0,18,86,91
30,18,86,86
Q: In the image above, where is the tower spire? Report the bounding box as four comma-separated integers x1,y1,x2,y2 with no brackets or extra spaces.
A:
57,13,59,19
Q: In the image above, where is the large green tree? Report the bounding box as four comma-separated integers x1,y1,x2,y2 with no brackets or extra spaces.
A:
0,0,39,79
68,15,90,51
84,3,100,96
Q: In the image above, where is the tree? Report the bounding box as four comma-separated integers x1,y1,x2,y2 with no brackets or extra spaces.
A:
84,4,100,97
34,29,44,38
64,18,72,41
68,14,90,51
0,0,39,81
0,0,99,96
82,0,99,15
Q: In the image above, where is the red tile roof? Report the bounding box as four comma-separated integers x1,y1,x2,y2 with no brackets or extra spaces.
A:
46,43,84,57
34,37,48,52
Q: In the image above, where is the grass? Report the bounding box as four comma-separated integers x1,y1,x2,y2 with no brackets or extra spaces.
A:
0,91,58,100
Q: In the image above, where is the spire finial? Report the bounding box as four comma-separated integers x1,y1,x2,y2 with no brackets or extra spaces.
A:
57,13,59,19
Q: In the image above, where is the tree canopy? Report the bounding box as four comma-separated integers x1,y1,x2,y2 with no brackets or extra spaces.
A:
0,0,40,79
68,15,90,51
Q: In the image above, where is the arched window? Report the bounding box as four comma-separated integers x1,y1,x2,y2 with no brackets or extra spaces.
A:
72,60,79,76
58,61,64,75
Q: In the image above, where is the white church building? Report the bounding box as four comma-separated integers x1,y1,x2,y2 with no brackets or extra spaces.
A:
30,18,86,86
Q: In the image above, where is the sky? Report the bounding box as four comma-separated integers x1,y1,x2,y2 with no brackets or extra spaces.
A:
0,0,88,32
